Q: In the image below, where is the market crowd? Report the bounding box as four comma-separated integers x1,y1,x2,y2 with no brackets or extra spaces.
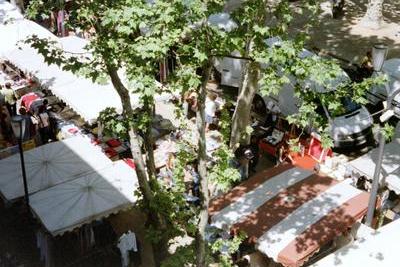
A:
0,72,55,148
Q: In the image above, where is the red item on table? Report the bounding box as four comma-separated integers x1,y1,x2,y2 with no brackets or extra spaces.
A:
259,140,278,156
123,158,136,170
91,138,101,145
67,128,79,134
307,135,332,162
106,139,121,147
105,147,118,158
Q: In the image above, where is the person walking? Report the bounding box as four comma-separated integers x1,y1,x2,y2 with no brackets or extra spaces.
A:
205,92,218,131
1,83,17,116
35,106,52,144
249,136,260,173
18,107,34,142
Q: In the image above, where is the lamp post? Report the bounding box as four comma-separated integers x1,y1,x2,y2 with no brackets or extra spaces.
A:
372,43,389,72
10,115,29,206
365,43,392,227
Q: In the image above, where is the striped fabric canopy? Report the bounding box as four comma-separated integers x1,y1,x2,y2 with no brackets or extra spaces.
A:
209,164,369,267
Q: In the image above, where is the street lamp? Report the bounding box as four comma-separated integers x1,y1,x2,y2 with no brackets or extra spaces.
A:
10,115,30,206
372,43,389,72
365,43,397,227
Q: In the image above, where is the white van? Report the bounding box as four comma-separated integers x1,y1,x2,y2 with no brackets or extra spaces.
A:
367,58,400,117
214,48,373,148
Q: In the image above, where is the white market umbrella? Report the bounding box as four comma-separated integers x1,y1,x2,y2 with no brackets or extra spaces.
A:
0,136,112,201
30,160,139,236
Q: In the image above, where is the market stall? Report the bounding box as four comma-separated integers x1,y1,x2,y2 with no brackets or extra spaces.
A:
209,164,370,267
28,159,138,266
29,160,139,236
348,138,400,193
312,219,400,267
0,136,112,201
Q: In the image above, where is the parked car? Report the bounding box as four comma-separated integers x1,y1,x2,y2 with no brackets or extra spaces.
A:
367,58,400,118
214,42,373,148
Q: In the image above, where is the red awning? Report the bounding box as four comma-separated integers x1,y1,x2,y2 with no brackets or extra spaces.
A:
209,164,369,267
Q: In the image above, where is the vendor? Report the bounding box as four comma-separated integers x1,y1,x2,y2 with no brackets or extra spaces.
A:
183,90,198,119
205,92,219,132
264,100,280,129
1,83,17,116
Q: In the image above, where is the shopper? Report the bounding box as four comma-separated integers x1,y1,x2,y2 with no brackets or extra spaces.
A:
18,107,34,142
35,106,52,144
183,90,198,119
249,136,260,173
0,107,12,143
205,92,218,132
1,82,17,116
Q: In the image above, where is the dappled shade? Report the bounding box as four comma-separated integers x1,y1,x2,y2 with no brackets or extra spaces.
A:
0,136,112,201
209,165,369,267
29,160,139,236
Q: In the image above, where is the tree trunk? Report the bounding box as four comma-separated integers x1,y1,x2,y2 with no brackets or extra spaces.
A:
195,60,213,267
143,103,157,181
106,64,155,203
229,43,260,150
361,0,385,30
106,65,170,266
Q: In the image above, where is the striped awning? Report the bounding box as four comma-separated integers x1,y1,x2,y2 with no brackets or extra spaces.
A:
209,164,369,267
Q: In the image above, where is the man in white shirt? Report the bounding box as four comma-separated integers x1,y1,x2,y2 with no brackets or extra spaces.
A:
205,92,218,131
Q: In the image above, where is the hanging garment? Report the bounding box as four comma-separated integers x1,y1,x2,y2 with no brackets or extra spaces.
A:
57,10,65,36
117,231,138,267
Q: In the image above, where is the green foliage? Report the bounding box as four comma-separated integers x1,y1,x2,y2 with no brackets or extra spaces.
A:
208,144,241,193
97,108,129,140
210,232,247,267
161,244,196,267
382,123,395,141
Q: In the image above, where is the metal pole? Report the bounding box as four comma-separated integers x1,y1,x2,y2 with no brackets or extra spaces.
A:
365,130,385,227
365,88,400,227
17,139,29,206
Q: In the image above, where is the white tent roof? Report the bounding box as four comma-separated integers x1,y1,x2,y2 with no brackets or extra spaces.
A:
29,160,139,236
59,35,90,54
0,0,23,24
349,138,400,194
0,18,57,55
0,3,171,123
0,136,112,201
312,220,400,267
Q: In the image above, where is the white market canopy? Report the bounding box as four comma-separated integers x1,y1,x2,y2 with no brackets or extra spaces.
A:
0,136,112,201
0,5,169,123
29,160,139,236
0,18,57,54
312,219,400,267
349,138,400,194
0,0,23,24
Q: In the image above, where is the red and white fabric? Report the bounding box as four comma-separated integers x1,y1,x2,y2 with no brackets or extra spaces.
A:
209,164,369,267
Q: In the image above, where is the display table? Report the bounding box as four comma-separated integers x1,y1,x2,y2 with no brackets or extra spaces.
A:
259,128,285,157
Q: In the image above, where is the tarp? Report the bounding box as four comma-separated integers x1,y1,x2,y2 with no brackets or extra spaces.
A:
209,165,369,267
311,219,400,267
29,160,139,236
349,138,400,194
0,136,112,201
